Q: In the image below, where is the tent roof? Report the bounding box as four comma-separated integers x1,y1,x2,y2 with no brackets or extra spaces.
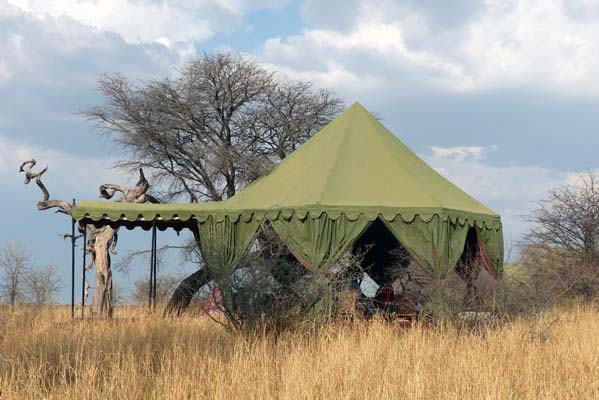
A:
72,102,500,228
224,102,498,219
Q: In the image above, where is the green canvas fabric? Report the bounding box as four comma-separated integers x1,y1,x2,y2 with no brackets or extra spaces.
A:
72,201,501,229
197,216,262,313
71,201,224,222
477,226,504,276
383,215,471,280
69,102,504,277
71,102,501,230
224,102,498,220
271,213,371,272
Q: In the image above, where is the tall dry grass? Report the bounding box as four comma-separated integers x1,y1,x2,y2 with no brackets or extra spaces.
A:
1,304,599,399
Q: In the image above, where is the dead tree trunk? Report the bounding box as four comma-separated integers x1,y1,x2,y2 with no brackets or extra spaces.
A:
164,268,212,316
20,160,156,318
92,226,115,317
165,229,213,315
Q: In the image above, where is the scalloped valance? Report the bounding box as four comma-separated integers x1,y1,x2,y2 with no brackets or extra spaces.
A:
71,202,502,231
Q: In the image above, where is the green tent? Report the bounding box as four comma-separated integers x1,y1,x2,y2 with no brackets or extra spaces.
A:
72,102,503,280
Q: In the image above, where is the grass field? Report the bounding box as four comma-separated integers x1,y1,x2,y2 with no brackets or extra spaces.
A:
1,304,599,399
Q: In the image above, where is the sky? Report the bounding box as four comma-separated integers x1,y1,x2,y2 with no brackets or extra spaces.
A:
1,0,599,302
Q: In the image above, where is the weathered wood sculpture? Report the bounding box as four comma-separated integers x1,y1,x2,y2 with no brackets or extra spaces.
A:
20,159,156,317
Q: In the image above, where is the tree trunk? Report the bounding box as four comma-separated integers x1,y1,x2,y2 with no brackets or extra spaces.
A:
164,268,212,316
93,226,115,318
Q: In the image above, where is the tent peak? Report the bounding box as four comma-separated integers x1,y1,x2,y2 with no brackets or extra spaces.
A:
348,101,367,111
225,101,499,219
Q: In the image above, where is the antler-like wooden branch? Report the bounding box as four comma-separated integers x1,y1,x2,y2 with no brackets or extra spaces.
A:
19,159,73,213
99,184,128,200
99,168,159,204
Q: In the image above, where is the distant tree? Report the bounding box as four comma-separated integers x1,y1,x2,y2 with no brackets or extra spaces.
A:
0,240,30,305
25,265,62,305
131,273,183,306
523,172,599,267
520,172,599,300
112,282,124,306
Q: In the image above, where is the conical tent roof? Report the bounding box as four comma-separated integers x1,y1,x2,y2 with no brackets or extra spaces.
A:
225,102,498,222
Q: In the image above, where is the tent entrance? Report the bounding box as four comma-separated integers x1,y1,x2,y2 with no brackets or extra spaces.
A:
353,218,408,286
456,227,491,307
458,227,479,267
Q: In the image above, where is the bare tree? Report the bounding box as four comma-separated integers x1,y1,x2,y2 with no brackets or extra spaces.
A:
0,240,30,305
84,53,342,202
509,172,599,306
131,273,184,306
25,265,62,305
19,160,156,317
83,51,343,313
523,172,599,268
112,282,124,307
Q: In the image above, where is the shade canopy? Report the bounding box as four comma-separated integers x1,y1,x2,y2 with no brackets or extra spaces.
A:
72,102,503,277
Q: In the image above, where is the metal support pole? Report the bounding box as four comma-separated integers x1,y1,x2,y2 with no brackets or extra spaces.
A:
152,222,158,308
71,198,76,319
81,224,87,319
149,222,155,309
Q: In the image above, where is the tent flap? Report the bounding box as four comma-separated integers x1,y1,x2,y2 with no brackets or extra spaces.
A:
271,213,371,271
197,215,262,312
382,215,471,280
477,225,504,276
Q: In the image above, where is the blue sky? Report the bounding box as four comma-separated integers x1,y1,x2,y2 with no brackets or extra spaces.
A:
1,0,598,302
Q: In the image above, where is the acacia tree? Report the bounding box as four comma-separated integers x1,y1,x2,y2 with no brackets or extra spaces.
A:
83,52,343,313
19,160,157,317
523,172,599,267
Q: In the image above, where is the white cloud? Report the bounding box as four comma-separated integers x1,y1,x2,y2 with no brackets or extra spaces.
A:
0,6,196,152
0,6,193,82
424,145,572,241
430,145,495,161
426,147,564,206
259,0,599,96
458,0,599,94
3,0,287,45
0,135,123,193
260,20,468,94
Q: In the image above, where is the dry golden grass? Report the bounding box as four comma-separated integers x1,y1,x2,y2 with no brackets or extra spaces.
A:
1,304,599,399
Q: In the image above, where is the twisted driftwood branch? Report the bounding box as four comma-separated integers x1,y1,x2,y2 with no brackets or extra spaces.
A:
21,158,158,318
19,159,72,213
99,169,159,204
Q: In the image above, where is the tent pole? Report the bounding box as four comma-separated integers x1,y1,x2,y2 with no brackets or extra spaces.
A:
149,222,155,309
81,223,86,319
71,198,76,320
152,221,157,309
